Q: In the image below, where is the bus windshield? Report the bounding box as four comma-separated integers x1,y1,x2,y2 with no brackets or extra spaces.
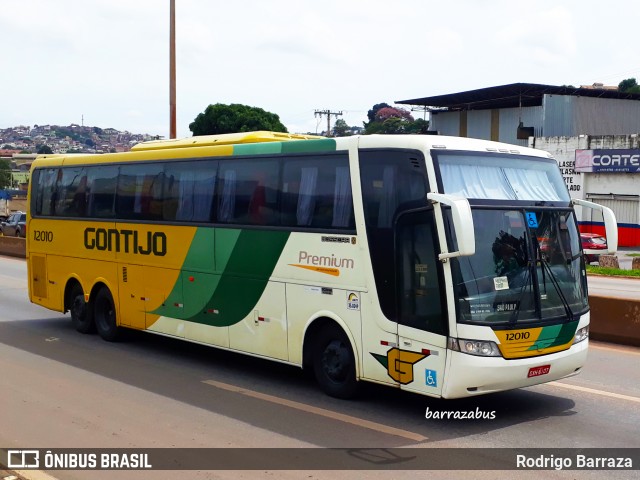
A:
449,208,588,325
437,151,570,202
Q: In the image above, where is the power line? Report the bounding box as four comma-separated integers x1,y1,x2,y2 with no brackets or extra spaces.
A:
314,110,343,137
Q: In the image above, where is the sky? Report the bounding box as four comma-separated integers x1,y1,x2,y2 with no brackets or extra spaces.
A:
2,0,640,139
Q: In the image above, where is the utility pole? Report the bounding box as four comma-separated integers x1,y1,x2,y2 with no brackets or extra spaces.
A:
314,109,343,137
169,0,177,139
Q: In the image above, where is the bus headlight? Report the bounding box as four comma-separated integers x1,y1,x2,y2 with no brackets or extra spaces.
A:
573,325,589,344
448,337,501,357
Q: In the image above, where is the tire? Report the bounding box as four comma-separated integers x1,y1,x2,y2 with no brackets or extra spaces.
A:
313,325,358,399
94,287,121,342
70,283,94,334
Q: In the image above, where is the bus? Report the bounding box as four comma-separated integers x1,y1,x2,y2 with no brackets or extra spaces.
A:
26,131,618,399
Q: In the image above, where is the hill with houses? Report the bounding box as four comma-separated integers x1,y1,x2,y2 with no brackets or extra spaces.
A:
0,124,161,155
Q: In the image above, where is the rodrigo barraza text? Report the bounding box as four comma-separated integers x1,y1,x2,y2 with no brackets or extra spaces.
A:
516,454,632,470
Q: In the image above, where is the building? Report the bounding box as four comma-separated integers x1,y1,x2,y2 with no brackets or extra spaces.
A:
532,135,640,246
397,83,640,147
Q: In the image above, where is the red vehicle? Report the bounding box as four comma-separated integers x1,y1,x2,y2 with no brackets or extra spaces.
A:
580,232,608,264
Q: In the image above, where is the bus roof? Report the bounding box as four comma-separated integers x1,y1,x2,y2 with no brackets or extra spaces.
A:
131,131,323,152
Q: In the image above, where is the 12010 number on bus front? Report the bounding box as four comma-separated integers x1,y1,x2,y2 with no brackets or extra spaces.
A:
504,331,531,341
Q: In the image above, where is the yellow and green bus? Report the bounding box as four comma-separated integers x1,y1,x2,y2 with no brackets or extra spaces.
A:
27,131,617,399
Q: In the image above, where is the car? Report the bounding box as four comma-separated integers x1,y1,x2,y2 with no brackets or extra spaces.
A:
580,232,608,264
0,211,27,237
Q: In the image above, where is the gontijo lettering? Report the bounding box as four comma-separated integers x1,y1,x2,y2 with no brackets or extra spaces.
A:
84,228,167,256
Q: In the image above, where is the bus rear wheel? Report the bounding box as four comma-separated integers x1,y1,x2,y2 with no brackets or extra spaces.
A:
70,284,94,334
94,287,121,342
313,325,358,399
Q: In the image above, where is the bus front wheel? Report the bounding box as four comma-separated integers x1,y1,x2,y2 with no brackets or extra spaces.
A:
70,283,93,334
313,325,358,399
94,287,120,342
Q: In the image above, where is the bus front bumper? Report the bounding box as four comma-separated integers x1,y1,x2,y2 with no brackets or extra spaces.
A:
441,339,589,399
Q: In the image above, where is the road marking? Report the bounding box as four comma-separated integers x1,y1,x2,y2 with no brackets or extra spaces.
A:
549,381,640,403
203,379,427,442
589,342,640,356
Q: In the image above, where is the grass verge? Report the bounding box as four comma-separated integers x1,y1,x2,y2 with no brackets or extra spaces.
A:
586,265,640,277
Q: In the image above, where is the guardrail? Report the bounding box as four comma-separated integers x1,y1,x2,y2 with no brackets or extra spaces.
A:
1,237,638,347
0,236,26,258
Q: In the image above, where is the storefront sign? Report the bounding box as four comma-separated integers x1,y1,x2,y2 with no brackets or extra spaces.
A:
575,149,640,173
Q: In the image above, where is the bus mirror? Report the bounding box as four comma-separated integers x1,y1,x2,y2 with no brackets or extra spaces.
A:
427,193,476,260
571,199,618,254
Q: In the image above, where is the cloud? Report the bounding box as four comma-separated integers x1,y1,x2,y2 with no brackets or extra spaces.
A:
495,6,576,65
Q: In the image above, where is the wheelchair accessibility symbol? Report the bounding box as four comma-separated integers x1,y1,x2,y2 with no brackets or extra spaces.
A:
425,369,437,387
526,212,538,228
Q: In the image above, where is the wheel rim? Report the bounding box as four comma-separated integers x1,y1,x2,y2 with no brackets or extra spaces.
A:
72,295,86,320
321,339,350,383
96,295,114,330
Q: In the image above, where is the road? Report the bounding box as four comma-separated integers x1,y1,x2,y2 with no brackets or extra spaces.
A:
588,274,640,300
0,256,639,479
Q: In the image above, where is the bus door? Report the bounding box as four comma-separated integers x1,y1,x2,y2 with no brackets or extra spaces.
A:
395,209,448,397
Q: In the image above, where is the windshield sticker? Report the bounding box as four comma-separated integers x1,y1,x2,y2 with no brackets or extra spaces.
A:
494,276,509,290
525,212,539,228
494,301,519,312
470,303,492,315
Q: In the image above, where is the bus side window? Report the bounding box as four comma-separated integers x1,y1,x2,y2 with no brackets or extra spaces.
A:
281,155,354,230
86,166,118,218
217,159,280,226
116,164,164,221
164,161,217,222
359,150,429,321
396,210,447,336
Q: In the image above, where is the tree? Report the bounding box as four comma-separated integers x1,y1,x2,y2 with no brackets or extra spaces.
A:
404,118,430,134
333,119,352,137
375,107,413,122
366,103,391,123
37,145,53,154
364,103,428,134
189,103,288,136
619,78,640,94
0,159,12,189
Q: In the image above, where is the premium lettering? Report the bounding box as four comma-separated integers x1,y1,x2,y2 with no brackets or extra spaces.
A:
84,228,167,256
298,250,354,269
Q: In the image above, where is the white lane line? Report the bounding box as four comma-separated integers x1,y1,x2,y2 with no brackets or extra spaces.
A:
203,379,427,442
549,381,640,403
589,343,640,356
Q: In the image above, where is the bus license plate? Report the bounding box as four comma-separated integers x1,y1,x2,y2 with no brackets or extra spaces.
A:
528,365,551,378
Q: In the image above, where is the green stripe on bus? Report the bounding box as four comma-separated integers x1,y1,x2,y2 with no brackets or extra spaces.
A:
152,228,289,327
201,229,290,327
281,138,336,153
527,321,578,351
233,142,283,156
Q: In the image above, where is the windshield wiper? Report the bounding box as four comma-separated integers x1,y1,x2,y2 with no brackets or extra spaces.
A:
508,261,532,325
538,257,574,321
529,231,574,322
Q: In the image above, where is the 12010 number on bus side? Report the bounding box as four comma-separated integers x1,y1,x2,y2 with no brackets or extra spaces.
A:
33,230,54,242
